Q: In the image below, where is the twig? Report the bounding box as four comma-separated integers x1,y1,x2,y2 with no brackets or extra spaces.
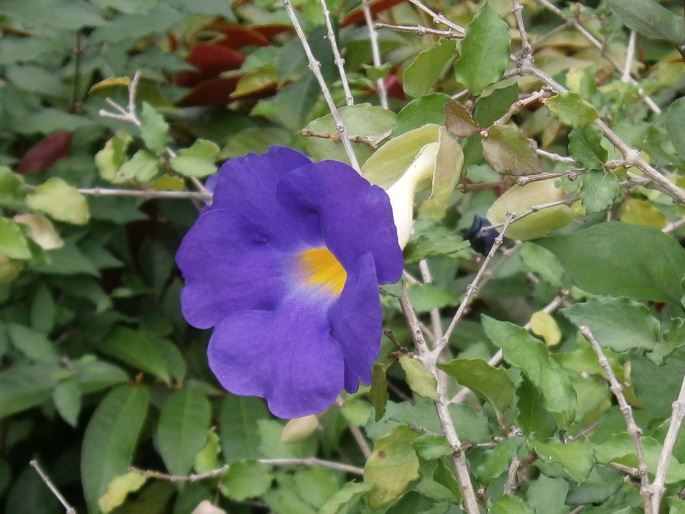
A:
283,0,361,172
348,424,373,459
300,128,390,148
485,196,580,232
580,326,652,513
399,285,480,514
132,457,364,482
503,457,521,494
663,217,685,234
419,260,443,344
535,149,576,164
491,87,555,126
406,0,466,36
30,460,77,514
362,0,388,109
622,31,637,83
516,168,583,186
373,22,462,39
434,213,514,356
650,373,685,512
98,71,142,127
70,187,212,200
319,0,354,106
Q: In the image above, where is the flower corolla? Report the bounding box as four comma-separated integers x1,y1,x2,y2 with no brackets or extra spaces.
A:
176,147,403,418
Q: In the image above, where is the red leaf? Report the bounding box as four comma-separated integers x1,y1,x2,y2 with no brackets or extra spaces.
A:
16,131,71,174
177,76,241,106
173,44,245,87
212,22,273,49
341,0,404,27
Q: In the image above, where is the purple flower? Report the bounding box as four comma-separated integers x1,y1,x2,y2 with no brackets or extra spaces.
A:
176,147,403,418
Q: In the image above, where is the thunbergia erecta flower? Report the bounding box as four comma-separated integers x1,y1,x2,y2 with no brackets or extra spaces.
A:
176,146,403,418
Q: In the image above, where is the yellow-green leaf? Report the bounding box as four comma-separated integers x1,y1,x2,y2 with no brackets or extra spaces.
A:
26,177,89,225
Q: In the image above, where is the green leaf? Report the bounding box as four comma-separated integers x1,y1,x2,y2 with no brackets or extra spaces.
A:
444,100,480,138
0,364,57,419
632,348,685,419
0,166,25,207
519,242,566,287
293,467,340,509
399,355,439,400
595,433,685,483
473,83,519,126
418,126,464,220
74,358,129,394
580,171,619,213
407,283,459,313
489,495,536,514
364,424,420,509
535,221,685,303
483,124,542,176
454,3,511,95
544,92,599,127
565,466,623,506
157,390,211,476
6,323,59,364
98,471,146,514
220,395,269,462
605,0,685,43
568,125,607,170
530,436,594,482
516,377,557,437
668,497,685,514
438,357,515,415
403,39,457,98
482,316,576,423
0,219,32,259
303,104,395,166
26,177,89,225
98,327,173,384
369,363,389,421
562,297,660,352
526,474,570,514
393,93,451,136
81,385,149,514
169,156,217,178
170,139,220,178
404,226,468,264
222,461,273,501
0,0,106,30
476,436,525,483
52,378,81,427
320,481,372,514
95,130,133,182
411,434,454,460
194,431,221,474
140,102,169,155
667,97,685,161
117,149,161,183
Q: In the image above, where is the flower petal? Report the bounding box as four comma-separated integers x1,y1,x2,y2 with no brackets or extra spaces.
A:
207,303,345,418
330,252,383,392
208,147,320,248
176,208,288,329
277,160,403,284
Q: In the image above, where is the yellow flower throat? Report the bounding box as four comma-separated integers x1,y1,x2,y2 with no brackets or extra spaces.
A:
298,247,347,296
